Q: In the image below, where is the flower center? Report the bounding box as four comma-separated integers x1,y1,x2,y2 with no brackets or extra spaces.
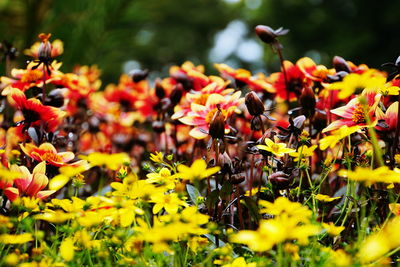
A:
352,105,366,123
21,70,43,83
41,152,63,163
271,144,280,153
194,94,209,106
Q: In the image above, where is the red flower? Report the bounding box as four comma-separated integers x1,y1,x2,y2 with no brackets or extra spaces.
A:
268,60,310,102
20,143,77,167
8,89,66,133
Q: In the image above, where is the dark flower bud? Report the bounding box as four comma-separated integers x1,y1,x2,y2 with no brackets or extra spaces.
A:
218,152,233,174
171,72,193,91
268,171,290,190
38,33,52,62
333,56,351,73
245,91,265,116
129,69,149,83
155,78,165,99
209,107,225,139
152,121,165,133
255,25,289,45
299,86,316,117
170,84,183,106
230,173,245,184
45,88,66,107
313,112,327,132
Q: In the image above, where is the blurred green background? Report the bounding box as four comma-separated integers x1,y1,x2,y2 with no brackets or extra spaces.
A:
1,0,399,84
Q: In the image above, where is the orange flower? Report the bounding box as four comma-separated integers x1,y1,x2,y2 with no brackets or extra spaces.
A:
20,143,76,167
296,57,334,83
4,162,55,201
179,92,244,139
1,61,62,93
7,89,66,133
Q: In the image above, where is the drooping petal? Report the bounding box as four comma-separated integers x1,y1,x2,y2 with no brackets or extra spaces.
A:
25,173,48,197
4,187,19,201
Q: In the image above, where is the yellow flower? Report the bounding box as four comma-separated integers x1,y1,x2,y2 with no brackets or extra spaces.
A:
322,222,345,236
60,237,75,261
329,70,386,99
0,233,33,244
175,159,220,182
338,166,400,186
257,138,295,157
284,243,300,261
188,236,209,252
319,125,361,150
315,194,341,202
80,152,130,170
146,167,176,189
222,257,256,267
35,210,74,223
150,192,188,214
150,151,164,163
289,145,317,161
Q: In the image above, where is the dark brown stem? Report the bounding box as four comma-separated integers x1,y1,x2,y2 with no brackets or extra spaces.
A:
236,185,245,229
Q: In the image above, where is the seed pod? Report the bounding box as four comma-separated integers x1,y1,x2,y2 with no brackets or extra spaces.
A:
333,56,351,73
209,108,225,139
245,91,265,116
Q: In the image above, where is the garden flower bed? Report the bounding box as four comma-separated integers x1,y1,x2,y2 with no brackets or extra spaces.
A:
0,26,400,266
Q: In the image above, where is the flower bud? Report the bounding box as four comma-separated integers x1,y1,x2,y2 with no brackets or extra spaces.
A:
230,173,245,184
209,108,225,139
268,171,290,190
313,111,327,132
170,84,183,106
152,120,165,133
299,86,316,117
155,78,165,99
129,69,149,83
333,56,351,73
255,25,289,45
38,33,52,62
245,91,265,116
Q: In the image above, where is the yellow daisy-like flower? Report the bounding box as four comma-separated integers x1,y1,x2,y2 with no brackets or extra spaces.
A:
338,166,400,186
150,192,188,214
174,159,220,182
257,138,295,157
319,125,361,151
289,145,317,162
